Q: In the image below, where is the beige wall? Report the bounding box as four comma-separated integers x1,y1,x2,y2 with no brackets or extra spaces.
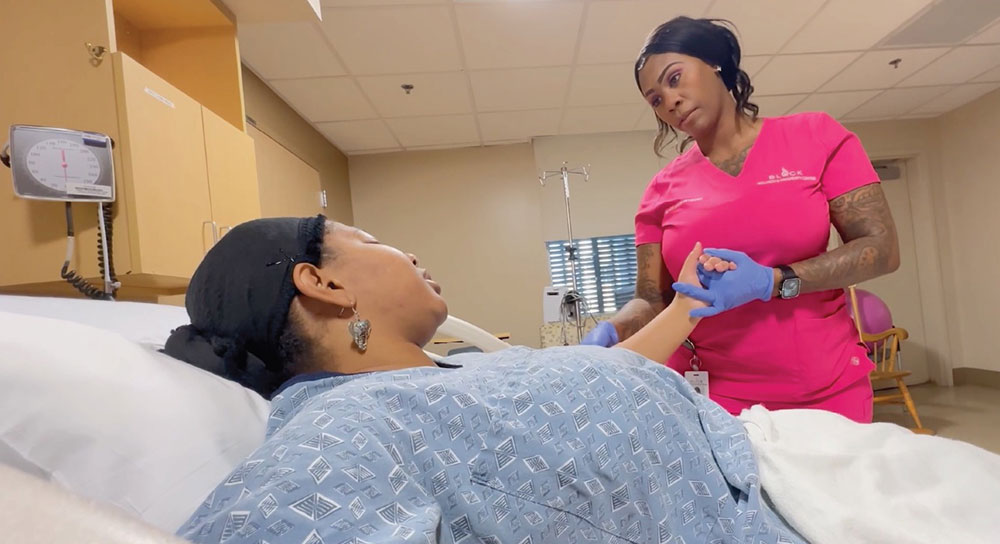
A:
240,66,353,223
533,131,673,241
348,92,1000,377
843,118,957,383
843,89,1000,376
349,144,549,348
936,88,1000,374
348,132,674,349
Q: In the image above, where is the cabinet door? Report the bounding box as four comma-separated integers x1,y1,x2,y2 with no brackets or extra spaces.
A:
248,125,323,218
203,107,261,237
113,52,213,280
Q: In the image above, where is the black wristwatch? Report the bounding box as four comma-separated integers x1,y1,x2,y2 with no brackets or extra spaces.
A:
777,265,801,300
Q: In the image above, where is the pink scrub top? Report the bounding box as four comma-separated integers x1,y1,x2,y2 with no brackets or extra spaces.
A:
635,112,879,416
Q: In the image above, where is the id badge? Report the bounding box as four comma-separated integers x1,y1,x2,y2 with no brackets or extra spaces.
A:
684,371,709,397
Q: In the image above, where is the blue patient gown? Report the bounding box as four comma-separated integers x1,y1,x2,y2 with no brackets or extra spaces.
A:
179,346,803,544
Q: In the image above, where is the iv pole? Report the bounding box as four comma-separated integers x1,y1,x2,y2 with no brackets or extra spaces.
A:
539,162,590,344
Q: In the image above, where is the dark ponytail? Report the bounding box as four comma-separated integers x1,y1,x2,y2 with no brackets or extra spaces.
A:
164,324,299,399
634,17,759,157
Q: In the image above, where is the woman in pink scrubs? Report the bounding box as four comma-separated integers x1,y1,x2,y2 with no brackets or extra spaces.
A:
583,17,900,423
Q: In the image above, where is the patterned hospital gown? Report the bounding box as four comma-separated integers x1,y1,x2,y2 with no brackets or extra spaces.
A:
179,346,804,544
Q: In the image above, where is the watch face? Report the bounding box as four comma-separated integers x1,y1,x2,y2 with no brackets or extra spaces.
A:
782,278,801,298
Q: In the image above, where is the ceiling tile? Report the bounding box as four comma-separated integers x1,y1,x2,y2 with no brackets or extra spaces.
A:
386,114,480,147
969,20,1000,44
753,94,807,117
322,0,446,5
577,1,708,64
740,56,771,77
789,91,880,118
270,77,376,121
478,109,561,142
560,104,646,134
910,82,1000,114
351,147,403,155
706,0,825,55
972,65,1000,82
754,52,860,94
819,48,948,92
405,142,482,152
357,73,472,118
843,86,950,119
898,45,1000,87
782,0,934,53
239,23,344,79
470,67,572,112
456,2,583,69
319,6,461,74
317,120,399,152
567,64,643,107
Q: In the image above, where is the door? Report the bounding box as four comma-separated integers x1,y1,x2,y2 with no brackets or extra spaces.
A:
836,162,930,385
203,106,261,239
248,125,323,218
113,52,213,280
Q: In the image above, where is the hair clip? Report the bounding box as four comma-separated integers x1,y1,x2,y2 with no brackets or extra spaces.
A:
265,249,298,267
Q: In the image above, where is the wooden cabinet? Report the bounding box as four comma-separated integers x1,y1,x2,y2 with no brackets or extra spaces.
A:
0,0,260,294
114,53,214,281
249,125,323,218
204,108,262,238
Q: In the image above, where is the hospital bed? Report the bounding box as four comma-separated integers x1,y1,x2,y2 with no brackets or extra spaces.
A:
2,294,999,544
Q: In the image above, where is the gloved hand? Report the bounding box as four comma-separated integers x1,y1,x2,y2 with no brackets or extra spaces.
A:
672,248,774,318
581,321,619,347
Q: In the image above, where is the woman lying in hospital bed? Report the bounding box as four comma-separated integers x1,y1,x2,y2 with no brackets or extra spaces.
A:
159,215,1000,544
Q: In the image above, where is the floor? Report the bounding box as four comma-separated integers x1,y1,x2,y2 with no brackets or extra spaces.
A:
873,383,1000,454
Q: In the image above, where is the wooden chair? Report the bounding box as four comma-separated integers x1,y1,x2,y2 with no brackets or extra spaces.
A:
848,286,934,435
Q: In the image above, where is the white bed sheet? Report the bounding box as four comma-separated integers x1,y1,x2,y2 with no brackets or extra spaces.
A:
740,405,1000,544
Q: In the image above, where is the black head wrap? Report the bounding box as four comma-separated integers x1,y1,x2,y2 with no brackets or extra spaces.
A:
164,215,327,397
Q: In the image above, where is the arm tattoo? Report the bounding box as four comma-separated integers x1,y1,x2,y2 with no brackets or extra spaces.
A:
792,183,900,293
615,244,674,340
711,142,753,176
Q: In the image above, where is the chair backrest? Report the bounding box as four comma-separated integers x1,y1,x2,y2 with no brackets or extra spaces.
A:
847,285,909,373
861,327,908,373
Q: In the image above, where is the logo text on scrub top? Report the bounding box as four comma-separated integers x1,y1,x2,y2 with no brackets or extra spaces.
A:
665,197,704,215
757,167,817,185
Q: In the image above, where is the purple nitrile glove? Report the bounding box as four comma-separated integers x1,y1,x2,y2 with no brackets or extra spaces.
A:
672,248,774,318
581,321,618,347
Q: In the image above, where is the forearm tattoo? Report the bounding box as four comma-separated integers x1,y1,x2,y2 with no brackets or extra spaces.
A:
617,244,674,339
793,183,900,293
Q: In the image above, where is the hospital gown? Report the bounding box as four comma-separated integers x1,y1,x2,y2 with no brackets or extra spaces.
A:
179,346,804,544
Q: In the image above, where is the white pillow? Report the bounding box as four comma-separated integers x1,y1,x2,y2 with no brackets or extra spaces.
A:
0,310,269,532
0,295,189,349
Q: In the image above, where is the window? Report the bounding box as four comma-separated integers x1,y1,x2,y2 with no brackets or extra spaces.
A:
545,234,637,314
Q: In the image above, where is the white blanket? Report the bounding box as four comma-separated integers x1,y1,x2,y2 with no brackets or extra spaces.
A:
739,406,1000,544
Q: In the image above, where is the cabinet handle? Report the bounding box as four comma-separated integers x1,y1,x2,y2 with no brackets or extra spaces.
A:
218,226,232,239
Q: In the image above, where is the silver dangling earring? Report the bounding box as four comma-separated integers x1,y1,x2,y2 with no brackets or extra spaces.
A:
347,305,371,352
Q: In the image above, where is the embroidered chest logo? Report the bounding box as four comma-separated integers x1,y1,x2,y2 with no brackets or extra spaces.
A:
757,167,817,185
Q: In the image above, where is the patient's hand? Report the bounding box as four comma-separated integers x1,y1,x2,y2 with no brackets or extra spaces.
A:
673,243,735,314
674,248,775,318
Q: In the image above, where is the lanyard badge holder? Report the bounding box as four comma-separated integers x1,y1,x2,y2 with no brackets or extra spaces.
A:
682,338,709,397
